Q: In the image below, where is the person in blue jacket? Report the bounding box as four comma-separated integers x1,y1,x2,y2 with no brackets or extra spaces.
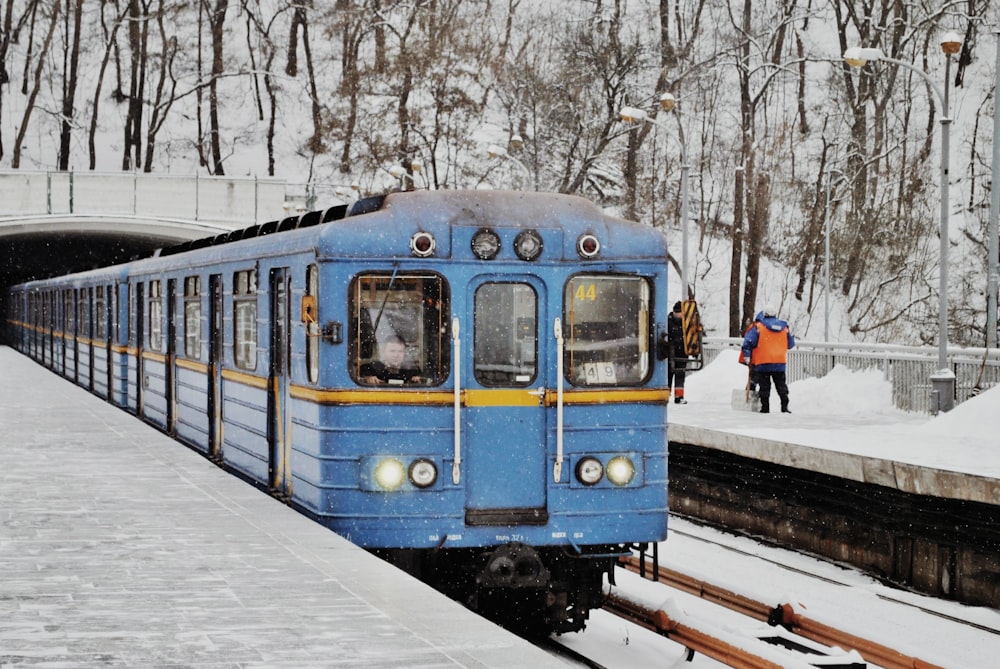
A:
740,305,796,413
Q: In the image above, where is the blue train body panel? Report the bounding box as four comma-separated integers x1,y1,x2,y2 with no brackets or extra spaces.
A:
5,190,670,634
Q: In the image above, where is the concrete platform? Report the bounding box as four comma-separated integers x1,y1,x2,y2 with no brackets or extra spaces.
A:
669,422,1000,505
0,347,567,668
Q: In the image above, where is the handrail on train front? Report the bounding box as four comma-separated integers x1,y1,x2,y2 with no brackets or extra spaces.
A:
452,317,462,485
553,317,564,483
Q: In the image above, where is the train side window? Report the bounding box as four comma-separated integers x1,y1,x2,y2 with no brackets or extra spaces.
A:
95,286,106,339
149,280,163,351
78,289,89,339
305,265,319,384
563,275,652,386
474,282,537,386
349,272,450,386
64,289,74,337
184,276,202,359
234,269,258,370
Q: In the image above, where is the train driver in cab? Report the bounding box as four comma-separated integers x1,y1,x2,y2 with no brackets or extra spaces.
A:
360,334,423,385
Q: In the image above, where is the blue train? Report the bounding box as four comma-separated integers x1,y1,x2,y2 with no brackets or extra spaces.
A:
5,190,669,634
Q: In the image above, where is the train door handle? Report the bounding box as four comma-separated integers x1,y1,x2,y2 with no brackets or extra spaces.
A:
527,387,546,398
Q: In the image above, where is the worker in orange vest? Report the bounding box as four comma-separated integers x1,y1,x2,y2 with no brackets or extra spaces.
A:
740,305,796,413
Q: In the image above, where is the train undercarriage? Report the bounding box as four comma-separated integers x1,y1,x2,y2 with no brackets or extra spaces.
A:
373,542,621,636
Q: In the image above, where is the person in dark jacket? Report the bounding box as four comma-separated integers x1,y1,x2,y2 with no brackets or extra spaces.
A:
666,301,688,404
740,305,796,413
360,334,423,385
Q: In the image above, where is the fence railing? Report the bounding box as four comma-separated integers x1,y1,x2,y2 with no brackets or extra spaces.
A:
703,337,1000,413
0,170,305,224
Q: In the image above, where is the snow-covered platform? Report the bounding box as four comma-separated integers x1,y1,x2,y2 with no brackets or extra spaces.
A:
0,347,565,668
673,349,1000,506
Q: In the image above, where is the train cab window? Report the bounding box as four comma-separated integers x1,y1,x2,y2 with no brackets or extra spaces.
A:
349,273,449,386
305,265,319,384
234,269,258,370
563,275,651,386
184,276,202,358
149,281,163,351
474,283,537,386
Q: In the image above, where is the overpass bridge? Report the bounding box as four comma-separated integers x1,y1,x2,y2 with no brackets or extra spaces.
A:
0,170,334,285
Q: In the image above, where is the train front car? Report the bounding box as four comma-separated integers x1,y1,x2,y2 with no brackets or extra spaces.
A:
300,190,669,635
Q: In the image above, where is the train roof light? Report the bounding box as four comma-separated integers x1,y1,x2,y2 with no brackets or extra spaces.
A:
410,231,436,257
471,228,501,260
514,229,543,261
577,233,601,259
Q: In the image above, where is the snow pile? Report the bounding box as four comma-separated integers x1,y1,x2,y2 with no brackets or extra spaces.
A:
685,349,901,417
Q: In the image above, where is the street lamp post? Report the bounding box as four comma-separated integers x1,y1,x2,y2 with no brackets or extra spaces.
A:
388,162,421,190
620,93,692,299
823,168,843,344
487,143,534,191
844,32,962,412
989,16,1000,348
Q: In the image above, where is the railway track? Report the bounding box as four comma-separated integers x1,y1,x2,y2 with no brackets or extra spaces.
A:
615,553,947,669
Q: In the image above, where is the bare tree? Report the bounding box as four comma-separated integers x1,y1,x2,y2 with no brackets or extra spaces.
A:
12,0,59,169
57,0,83,170
122,0,150,170
88,3,127,169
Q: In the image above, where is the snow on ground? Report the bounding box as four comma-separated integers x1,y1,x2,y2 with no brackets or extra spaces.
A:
561,516,1000,668
673,349,1000,477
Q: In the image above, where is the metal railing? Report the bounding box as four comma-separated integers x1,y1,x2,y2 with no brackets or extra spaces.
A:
0,170,304,224
704,337,1000,413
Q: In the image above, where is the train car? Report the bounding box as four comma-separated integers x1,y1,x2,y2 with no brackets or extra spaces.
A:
5,190,669,634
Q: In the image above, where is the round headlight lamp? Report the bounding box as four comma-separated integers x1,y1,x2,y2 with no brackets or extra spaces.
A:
374,458,406,491
606,456,636,486
514,229,543,261
408,458,438,488
575,457,604,486
410,231,436,257
471,228,501,260
577,233,601,259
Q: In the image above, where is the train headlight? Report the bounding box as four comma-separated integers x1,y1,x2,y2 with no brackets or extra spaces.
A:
410,231,436,257
577,233,601,259
408,458,438,488
575,457,604,486
471,228,501,260
514,229,543,261
605,456,636,486
374,458,407,491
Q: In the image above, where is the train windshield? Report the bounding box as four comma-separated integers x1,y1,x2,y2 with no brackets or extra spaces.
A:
563,275,651,386
349,273,450,386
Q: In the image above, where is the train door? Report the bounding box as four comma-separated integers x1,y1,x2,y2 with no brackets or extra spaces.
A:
105,284,115,402
207,274,224,459
268,267,293,497
62,290,71,375
166,279,178,433
134,281,145,415
86,287,95,391
463,278,549,525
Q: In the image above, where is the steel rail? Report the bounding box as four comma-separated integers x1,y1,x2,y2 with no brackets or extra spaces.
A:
602,591,788,669
619,555,946,669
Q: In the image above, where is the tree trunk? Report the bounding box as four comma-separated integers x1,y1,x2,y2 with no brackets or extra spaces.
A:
12,0,59,169
58,0,84,170
88,5,125,170
206,0,228,175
